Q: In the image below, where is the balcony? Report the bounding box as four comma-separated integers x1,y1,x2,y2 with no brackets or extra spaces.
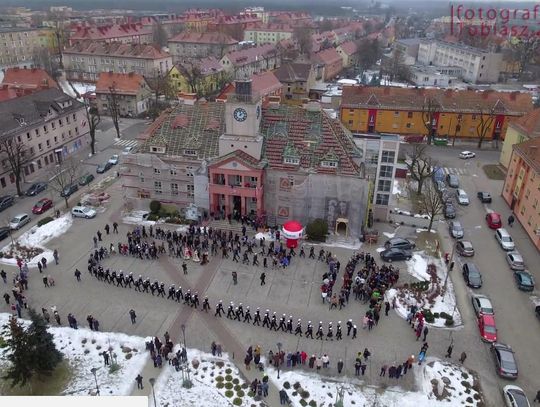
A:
209,183,261,197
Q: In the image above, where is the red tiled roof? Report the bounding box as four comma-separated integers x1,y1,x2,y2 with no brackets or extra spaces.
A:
209,149,266,169
510,108,540,137
2,67,58,89
95,72,147,95
64,41,170,59
71,23,152,41
223,44,277,67
169,31,238,45
248,23,293,33
338,41,358,56
312,47,342,65
513,137,540,173
252,71,282,95
341,86,533,114
0,87,19,102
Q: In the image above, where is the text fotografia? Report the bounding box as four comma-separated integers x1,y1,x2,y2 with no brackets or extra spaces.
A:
450,4,540,38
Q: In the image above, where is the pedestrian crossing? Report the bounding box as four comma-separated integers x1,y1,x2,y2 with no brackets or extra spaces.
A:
113,139,138,148
442,167,469,176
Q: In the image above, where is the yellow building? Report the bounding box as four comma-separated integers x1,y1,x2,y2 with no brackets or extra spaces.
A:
340,86,533,141
500,109,540,168
168,57,228,97
37,28,58,51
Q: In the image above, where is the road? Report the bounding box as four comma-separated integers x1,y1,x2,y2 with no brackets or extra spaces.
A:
428,144,540,406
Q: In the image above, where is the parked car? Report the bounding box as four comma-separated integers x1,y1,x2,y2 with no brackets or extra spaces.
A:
71,205,97,219
514,271,535,291
9,213,30,230
25,182,47,196
380,248,412,262
491,343,518,379
79,173,95,186
486,212,502,229
477,192,492,203
122,146,134,155
449,220,464,238
435,180,447,194
502,385,531,407
459,151,476,159
495,228,515,251
108,154,119,165
478,314,497,342
456,189,469,205
61,184,78,197
432,167,445,183
506,251,525,271
462,263,483,288
0,195,14,212
0,226,11,241
471,294,494,316
446,174,460,188
32,198,53,214
456,240,475,257
535,305,540,320
96,162,113,173
444,202,456,219
384,237,416,251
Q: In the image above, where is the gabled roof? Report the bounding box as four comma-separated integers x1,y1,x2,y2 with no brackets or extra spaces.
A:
95,72,148,95
341,86,533,114
261,105,361,176
222,44,277,67
209,149,266,169
312,47,342,65
274,63,312,83
71,23,152,41
2,67,58,89
246,23,293,33
175,56,224,77
0,88,81,139
64,41,170,59
169,31,238,45
215,71,281,101
510,108,540,138
338,41,358,56
513,137,540,174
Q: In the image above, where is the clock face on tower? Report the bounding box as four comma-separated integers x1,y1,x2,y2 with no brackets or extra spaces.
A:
233,108,247,122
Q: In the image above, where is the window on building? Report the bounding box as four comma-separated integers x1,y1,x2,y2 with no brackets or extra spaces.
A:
520,205,525,215
379,165,393,178
46,140,50,147
377,179,392,192
184,149,197,156
170,168,177,175
35,128,39,136
171,183,179,195
154,181,162,194
321,160,338,168
38,143,43,151
26,132,31,140
407,111,413,118
154,168,161,174
394,111,400,117
151,146,165,153
43,125,48,133
187,184,194,196
381,151,395,163
51,122,56,130
284,157,300,165
375,193,390,205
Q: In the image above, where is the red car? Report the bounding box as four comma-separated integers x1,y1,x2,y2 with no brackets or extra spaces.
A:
485,212,502,229
32,198,53,214
478,314,497,342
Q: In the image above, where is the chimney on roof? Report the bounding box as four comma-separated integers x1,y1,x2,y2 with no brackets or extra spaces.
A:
178,92,197,105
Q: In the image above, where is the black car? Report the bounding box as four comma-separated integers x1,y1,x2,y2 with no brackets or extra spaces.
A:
491,343,518,379
0,195,14,212
462,262,483,288
96,162,113,174
25,182,47,196
444,203,456,219
0,226,10,241
514,271,535,291
380,248,412,262
60,184,79,197
535,305,540,320
384,237,416,251
477,192,492,203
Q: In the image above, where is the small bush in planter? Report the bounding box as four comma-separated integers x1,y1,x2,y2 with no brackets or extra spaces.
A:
236,389,245,397
293,382,301,390
38,217,54,227
309,401,317,407
216,382,225,389
232,378,240,384
149,200,161,214
234,385,241,392
445,318,454,326
283,381,291,389
233,398,243,406
225,368,232,374
300,400,308,407
301,390,310,399
305,218,328,242
225,390,234,398
225,382,234,389
225,374,233,381
433,312,440,319
440,312,450,319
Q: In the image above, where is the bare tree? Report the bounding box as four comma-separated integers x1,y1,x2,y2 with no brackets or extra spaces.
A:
148,70,174,103
178,62,203,95
0,137,26,196
509,37,539,80
356,38,381,71
32,47,58,79
84,98,100,156
380,49,410,82
418,180,445,232
47,157,81,209
107,85,121,139
293,27,312,56
152,22,168,48
475,107,496,149
421,97,439,145
406,144,436,195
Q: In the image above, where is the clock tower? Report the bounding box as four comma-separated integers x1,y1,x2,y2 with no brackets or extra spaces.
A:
219,79,264,160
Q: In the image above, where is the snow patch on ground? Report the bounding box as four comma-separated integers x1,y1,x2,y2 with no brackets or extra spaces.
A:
122,210,157,226
416,228,437,234
383,232,396,239
267,358,482,406
406,253,430,281
255,231,275,241
393,180,402,195
0,214,73,267
320,240,362,250
0,313,147,396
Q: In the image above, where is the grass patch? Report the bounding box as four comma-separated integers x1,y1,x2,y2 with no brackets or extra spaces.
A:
0,361,72,395
482,164,505,180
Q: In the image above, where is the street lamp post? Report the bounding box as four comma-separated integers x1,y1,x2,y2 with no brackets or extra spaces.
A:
180,324,191,386
149,377,157,407
90,367,100,396
276,342,282,379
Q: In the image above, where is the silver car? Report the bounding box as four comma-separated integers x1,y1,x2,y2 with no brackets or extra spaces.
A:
449,220,464,239
506,251,525,271
471,294,494,316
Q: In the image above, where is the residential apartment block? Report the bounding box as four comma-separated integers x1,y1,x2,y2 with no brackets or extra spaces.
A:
69,23,153,45
312,47,343,81
274,62,316,105
502,138,540,250
220,44,281,78
500,109,540,168
168,32,238,61
340,86,533,141
0,27,56,68
95,72,152,117
409,65,462,87
168,56,227,97
63,41,172,82
0,88,88,191
417,40,502,83
243,24,293,44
